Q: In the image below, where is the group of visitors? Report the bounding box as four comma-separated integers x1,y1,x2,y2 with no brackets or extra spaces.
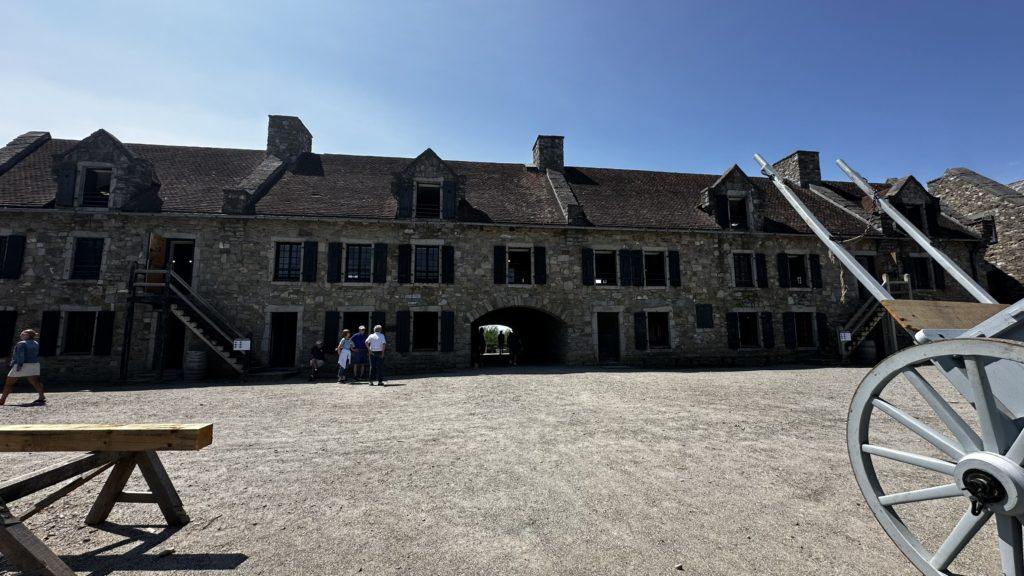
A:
1,328,47,406
330,325,387,386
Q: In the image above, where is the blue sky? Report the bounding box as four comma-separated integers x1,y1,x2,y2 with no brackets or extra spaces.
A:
2,0,1022,184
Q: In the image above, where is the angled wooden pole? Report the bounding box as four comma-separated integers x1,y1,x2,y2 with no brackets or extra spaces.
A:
85,456,137,525
136,451,190,526
0,498,75,576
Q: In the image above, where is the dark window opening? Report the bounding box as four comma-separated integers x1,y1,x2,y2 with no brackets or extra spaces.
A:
415,184,441,219
733,253,755,287
738,312,760,347
507,248,532,284
414,246,440,283
81,168,112,207
0,237,6,271
788,255,808,288
695,304,714,329
345,244,372,282
644,252,666,286
898,204,926,233
413,311,439,350
794,312,816,348
64,311,96,355
647,312,670,348
728,197,748,230
909,257,934,289
594,251,617,285
71,238,104,280
274,242,302,281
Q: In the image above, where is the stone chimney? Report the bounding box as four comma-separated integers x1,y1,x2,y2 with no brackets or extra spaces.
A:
772,150,821,188
533,135,564,172
267,115,312,161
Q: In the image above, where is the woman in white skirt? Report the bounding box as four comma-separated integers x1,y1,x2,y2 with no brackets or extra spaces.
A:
1,328,46,405
336,329,353,383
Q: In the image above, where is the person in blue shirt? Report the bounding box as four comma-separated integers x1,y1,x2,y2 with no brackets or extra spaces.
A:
1,329,46,405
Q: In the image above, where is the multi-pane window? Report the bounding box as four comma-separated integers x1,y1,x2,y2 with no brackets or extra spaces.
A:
647,312,670,348
737,312,760,347
274,242,302,281
787,254,809,288
594,251,617,285
909,256,934,290
70,238,104,280
728,197,749,230
643,251,666,286
345,244,372,283
63,311,96,354
415,183,441,219
414,246,440,283
794,312,816,348
507,248,532,284
733,253,755,288
80,167,113,207
412,311,439,351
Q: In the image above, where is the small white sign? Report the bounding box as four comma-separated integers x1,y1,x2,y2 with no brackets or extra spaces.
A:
839,331,852,342
233,339,251,351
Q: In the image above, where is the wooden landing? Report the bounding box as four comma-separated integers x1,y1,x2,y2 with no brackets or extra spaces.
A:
881,300,1009,333
0,424,213,452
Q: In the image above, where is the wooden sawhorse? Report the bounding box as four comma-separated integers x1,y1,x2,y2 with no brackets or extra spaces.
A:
0,424,213,576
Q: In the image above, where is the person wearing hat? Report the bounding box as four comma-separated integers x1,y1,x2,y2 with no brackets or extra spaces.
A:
1,329,46,405
350,325,369,382
366,324,387,386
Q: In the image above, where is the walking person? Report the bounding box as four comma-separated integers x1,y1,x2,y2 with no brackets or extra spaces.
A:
351,325,369,382
366,324,387,386
1,329,46,406
497,330,506,355
336,329,353,383
309,341,326,380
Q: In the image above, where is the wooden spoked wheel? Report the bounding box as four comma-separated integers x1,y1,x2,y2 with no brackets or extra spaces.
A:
849,338,1024,575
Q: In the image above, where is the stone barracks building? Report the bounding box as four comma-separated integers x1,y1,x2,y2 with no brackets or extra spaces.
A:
0,116,993,381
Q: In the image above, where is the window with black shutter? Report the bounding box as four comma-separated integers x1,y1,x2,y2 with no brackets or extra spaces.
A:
909,256,934,290
725,313,740,349
397,245,412,284
778,253,809,288
345,244,372,283
736,312,760,347
647,312,670,348
39,311,60,357
794,312,816,348
633,312,647,351
733,253,755,288
396,310,411,353
324,311,340,348
0,310,17,356
414,246,440,283
668,251,680,287
273,242,302,281
581,248,595,286
327,242,343,283
63,311,97,355
643,251,666,286
618,249,633,287
594,250,617,285
413,312,439,351
760,312,775,348
0,235,26,279
440,311,455,352
80,167,113,207
373,243,389,283
441,245,455,284
507,248,532,284
71,238,104,280
301,241,318,282
809,254,822,289
755,253,768,288
534,246,547,285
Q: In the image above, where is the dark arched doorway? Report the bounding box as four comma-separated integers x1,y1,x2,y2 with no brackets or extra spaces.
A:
471,307,567,366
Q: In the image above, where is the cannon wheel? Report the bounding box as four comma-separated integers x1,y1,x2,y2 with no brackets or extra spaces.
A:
849,338,1024,575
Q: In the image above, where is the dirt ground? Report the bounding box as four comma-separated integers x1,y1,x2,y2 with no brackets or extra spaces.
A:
0,366,1000,575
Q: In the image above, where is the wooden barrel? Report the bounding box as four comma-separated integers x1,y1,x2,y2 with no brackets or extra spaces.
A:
183,350,207,381
854,340,877,364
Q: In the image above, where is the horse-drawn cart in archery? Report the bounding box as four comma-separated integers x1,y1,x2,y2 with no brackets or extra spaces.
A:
755,154,1024,575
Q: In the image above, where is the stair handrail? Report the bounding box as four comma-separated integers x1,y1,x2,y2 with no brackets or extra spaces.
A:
844,298,882,335
165,269,244,341
166,283,242,350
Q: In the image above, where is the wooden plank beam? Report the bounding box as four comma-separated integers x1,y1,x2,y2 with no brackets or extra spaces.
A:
0,499,76,576
0,424,213,452
0,451,122,503
881,300,1009,333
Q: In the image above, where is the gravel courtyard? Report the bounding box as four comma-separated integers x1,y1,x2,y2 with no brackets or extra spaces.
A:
0,366,997,575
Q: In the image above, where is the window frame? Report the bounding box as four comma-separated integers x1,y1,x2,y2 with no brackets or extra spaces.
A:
60,309,99,356
593,249,618,286
411,310,440,351
413,244,441,284
726,191,750,230
731,251,756,288
645,311,672,349
503,245,536,286
908,254,935,290
792,310,818,349
75,162,116,209
735,310,762,348
272,241,303,282
787,253,810,289
344,243,373,284
68,236,106,281
413,180,443,220
642,249,667,287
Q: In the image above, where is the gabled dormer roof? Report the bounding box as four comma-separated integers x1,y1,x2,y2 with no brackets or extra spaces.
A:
401,148,459,180
883,175,931,203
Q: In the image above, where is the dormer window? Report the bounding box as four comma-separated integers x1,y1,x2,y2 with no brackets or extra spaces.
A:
896,203,927,234
414,182,441,219
727,194,749,230
79,166,113,207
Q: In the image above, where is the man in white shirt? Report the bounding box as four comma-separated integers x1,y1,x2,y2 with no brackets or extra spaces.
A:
366,324,387,386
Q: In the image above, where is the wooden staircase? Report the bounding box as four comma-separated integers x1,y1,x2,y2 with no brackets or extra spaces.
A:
841,273,913,361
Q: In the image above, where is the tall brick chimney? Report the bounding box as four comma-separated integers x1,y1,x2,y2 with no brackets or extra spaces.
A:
267,115,312,161
533,135,564,172
772,150,821,188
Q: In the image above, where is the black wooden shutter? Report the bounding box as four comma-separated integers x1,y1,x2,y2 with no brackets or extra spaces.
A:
1,235,26,279
725,313,740,349
755,253,768,288
695,304,713,329
782,312,797,349
326,242,343,283
925,203,940,236
93,310,115,356
441,245,455,284
714,195,729,228
634,312,648,351
618,249,633,287
777,253,791,288
324,311,340,348
302,241,318,282
55,166,76,207
816,313,829,350
932,260,946,290
493,246,507,284
760,312,775,349
373,243,388,284
397,245,412,284
631,250,644,287
397,183,413,218
442,181,457,220
0,310,18,357
440,311,455,352
396,310,411,353
534,246,547,285
668,250,681,287
581,248,595,285
809,254,823,289
39,311,60,356
370,311,385,333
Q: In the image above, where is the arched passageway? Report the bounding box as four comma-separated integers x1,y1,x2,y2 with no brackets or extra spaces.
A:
471,307,568,366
